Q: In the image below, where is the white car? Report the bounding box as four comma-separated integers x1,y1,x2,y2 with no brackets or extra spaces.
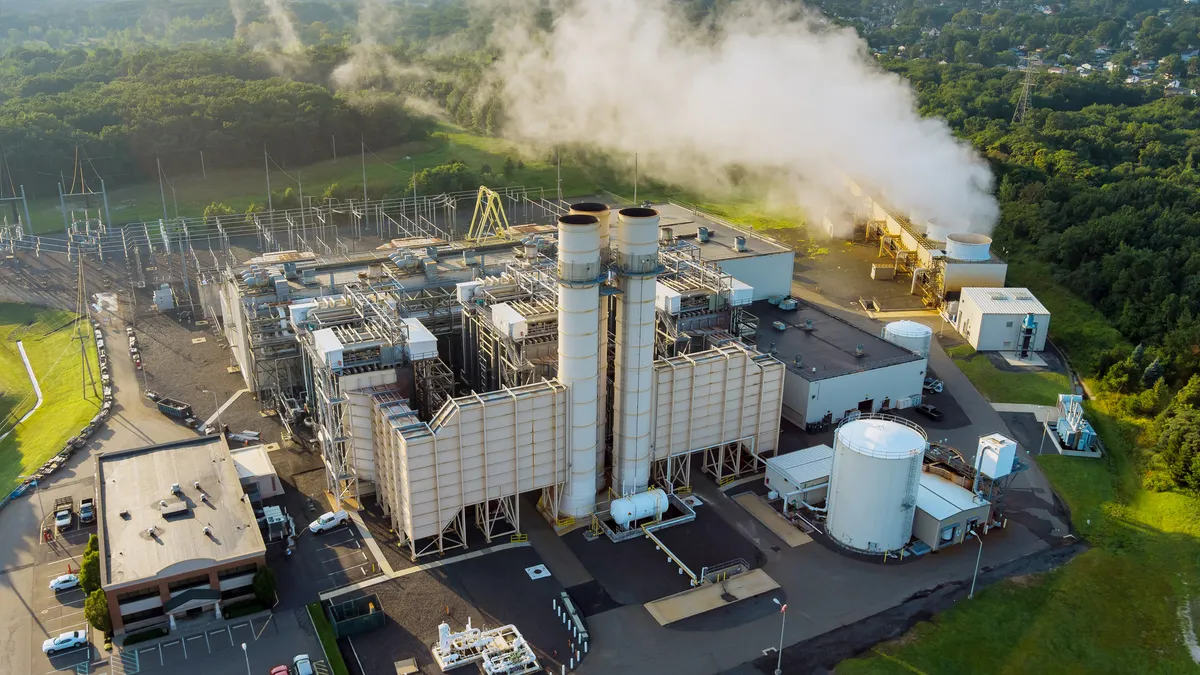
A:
48,574,80,592
294,654,315,675
308,510,349,533
54,509,72,530
42,630,87,655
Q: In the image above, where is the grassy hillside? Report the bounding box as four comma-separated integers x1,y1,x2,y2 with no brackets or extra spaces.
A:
0,304,101,492
945,344,1070,406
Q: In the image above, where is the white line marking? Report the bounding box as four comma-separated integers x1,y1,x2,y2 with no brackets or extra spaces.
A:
204,630,210,652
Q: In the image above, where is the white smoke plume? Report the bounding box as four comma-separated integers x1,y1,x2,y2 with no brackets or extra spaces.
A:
333,0,433,91
492,0,999,234
231,0,308,76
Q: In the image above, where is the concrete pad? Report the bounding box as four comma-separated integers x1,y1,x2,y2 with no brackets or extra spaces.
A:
732,493,811,548
999,351,1047,367
643,569,779,626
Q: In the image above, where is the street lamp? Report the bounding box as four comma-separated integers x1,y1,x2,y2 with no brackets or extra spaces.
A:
771,597,786,675
967,529,983,599
201,389,221,431
241,642,251,675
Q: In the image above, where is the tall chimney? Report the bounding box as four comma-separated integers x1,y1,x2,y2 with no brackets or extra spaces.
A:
613,207,660,496
557,213,602,518
569,202,612,491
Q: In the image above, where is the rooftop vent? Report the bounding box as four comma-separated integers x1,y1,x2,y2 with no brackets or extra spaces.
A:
769,342,778,356
698,226,710,243
854,344,866,357
146,528,157,538
193,481,201,490
793,355,802,368
734,236,747,253
202,526,212,537
119,510,130,519
802,319,815,332
170,483,182,495
200,493,210,503
660,226,674,243
159,500,168,508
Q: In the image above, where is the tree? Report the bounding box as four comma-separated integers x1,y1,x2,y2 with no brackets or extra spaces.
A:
1143,357,1164,389
409,160,480,194
203,202,236,223
1160,54,1183,77
252,567,276,606
86,534,98,554
954,40,973,64
80,549,101,595
320,183,341,201
84,589,112,634
1093,20,1122,47
502,157,516,176
1156,406,1200,490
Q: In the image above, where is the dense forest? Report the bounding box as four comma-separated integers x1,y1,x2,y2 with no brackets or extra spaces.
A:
2,0,1200,486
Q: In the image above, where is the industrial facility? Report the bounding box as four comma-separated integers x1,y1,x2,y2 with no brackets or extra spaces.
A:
208,195,789,559
953,287,1050,355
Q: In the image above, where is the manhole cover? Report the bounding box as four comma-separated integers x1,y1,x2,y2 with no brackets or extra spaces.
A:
525,564,551,580
191,337,207,344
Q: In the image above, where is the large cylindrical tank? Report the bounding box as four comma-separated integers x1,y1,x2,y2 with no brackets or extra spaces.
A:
826,415,927,554
569,202,613,489
882,320,933,358
611,487,668,529
557,213,602,518
944,233,992,261
613,208,660,496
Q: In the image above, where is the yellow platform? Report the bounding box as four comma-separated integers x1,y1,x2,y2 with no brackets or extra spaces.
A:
733,493,812,547
644,569,780,626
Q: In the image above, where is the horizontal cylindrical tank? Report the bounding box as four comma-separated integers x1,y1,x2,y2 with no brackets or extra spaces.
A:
826,415,927,554
882,320,933,358
610,487,668,529
945,233,992,261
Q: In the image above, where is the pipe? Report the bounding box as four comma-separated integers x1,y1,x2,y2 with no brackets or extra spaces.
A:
569,202,612,491
613,207,660,496
557,213,602,518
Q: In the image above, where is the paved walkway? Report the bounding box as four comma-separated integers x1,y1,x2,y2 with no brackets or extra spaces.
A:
0,340,43,442
203,388,250,428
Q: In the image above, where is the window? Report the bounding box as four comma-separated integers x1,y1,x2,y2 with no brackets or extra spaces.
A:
121,606,165,624
168,575,210,592
1005,321,1013,328
117,586,160,603
221,586,255,602
218,563,257,580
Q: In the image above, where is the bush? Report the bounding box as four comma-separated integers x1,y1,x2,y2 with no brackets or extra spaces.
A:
122,627,168,646
79,549,101,594
84,589,111,633
86,534,98,554
308,603,351,675
252,567,276,606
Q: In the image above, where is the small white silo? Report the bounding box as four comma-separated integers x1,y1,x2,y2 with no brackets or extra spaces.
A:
944,233,993,261
826,415,927,554
882,320,934,358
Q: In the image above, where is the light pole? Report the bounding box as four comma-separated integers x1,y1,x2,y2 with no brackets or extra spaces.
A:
404,155,416,219
967,529,983,599
241,642,251,675
202,389,221,431
771,597,786,675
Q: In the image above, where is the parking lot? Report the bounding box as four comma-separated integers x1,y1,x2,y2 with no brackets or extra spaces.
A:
117,608,329,675
301,517,377,593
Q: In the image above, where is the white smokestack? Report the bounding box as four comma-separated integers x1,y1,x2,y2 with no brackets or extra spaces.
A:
569,202,612,491
491,0,999,234
613,207,660,496
557,213,603,518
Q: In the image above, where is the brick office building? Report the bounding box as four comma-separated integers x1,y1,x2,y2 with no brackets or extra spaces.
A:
97,435,268,635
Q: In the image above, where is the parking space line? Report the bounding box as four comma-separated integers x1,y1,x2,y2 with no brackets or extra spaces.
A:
185,633,206,656
320,549,370,564
320,533,358,547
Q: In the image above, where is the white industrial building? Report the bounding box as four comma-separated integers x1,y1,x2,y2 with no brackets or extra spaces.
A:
912,472,991,551
954,287,1050,353
230,444,283,500
764,445,834,510
754,302,928,430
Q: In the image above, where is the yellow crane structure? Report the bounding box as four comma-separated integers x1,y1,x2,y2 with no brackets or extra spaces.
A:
466,186,512,243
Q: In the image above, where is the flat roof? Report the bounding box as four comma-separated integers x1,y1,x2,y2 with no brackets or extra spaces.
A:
751,300,923,381
652,202,792,262
230,444,277,481
960,287,1049,316
917,472,988,521
766,445,834,485
98,436,265,588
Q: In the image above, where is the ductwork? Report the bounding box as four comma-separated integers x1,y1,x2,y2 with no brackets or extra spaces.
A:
613,207,660,496
557,213,603,517
569,202,612,490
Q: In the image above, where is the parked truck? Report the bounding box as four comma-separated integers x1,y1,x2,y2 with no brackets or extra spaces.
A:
79,497,95,525
53,496,73,531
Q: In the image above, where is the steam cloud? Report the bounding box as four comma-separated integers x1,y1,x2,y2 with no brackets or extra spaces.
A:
231,0,308,76
492,0,999,234
332,0,433,91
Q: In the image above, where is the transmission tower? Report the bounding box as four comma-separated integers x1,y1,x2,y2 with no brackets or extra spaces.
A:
1013,58,1036,124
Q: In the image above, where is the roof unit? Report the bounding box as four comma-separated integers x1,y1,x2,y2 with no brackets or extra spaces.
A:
491,303,529,340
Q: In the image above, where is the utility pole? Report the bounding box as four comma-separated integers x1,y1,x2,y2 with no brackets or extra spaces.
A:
200,150,207,178
156,156,169,223
332,134,337,162
556,147,562,202
360,136,369,230
264,146,273,211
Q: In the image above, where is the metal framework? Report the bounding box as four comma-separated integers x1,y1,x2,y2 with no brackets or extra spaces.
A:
467,186,512,242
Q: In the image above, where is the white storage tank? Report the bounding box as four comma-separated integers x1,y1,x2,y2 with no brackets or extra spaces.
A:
882,320,933,358
945,233,992,261
610,487,668,529
826,415,927,553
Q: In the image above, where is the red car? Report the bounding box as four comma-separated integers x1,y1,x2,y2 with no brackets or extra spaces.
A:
269,667,289,675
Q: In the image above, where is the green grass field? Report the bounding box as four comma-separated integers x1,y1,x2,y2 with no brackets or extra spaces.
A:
944,344,1070,406
0,304,101,492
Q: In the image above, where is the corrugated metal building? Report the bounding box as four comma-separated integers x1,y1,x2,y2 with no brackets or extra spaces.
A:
955,287,1050,352
912,472,991,551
